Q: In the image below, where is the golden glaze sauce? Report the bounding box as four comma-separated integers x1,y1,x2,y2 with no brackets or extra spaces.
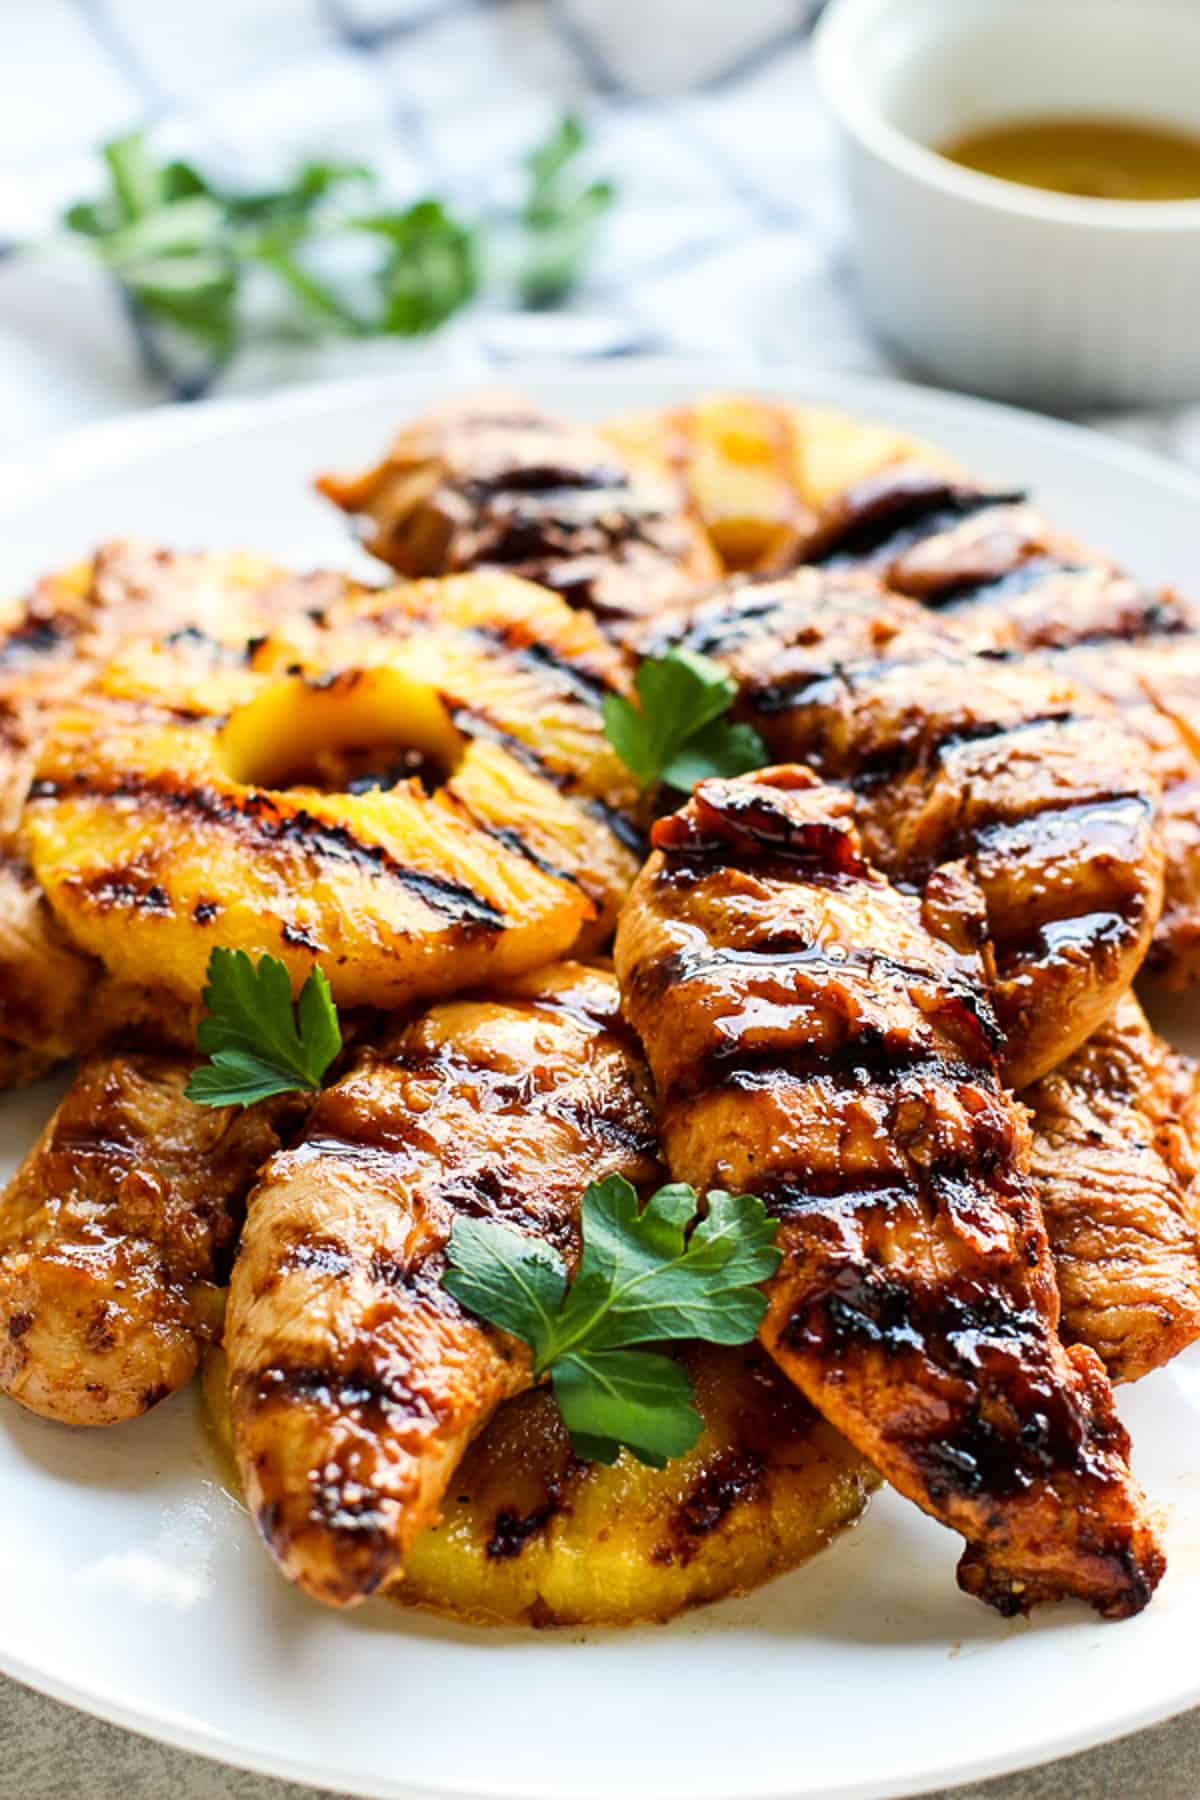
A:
941,116,1200,201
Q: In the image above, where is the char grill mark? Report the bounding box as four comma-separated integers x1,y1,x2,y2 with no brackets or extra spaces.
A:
316,396,720,636
465,621,615,710
33,767,506,931
660,558,1181,1010
0,614,74,670
927,560,1182,640
225,962,664,1607
444,702,565,790
457,812,583,892
801,468,1028,567
679,618,1164,1085
631,937,1004,1071
643,568,960,711
0,1054,308,1427
764,455,1200,988
614,768,1165,1620
1035,632,1200,985
1024,994,1200,1385
792,467,1192,654
926,555,1081,611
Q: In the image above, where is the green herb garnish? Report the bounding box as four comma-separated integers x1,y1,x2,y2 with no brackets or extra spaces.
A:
185,948,342,1108
603,648,768,794
517,111,616,307
65,133,370,365
60,114,614,385
443,1176,781,1468
357,198,481,336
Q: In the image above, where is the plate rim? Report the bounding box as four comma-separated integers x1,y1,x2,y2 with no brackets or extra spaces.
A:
4,1620,1198,1800
3,357,1200,1800
6,356,1200,518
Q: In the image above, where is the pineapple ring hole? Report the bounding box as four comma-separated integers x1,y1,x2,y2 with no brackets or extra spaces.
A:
218,666,467,796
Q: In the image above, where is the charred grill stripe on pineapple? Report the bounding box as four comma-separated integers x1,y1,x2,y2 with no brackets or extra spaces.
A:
463,622,615,709
31,767,509,930
22,561,654,1011
203,1332,878,1628
0,544,368,1083
613,768,1166,1620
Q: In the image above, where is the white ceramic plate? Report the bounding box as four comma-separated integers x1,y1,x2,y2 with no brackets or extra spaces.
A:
0,363,1199,1800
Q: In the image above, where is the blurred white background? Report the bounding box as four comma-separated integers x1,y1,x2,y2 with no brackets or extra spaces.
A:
0,0,883,451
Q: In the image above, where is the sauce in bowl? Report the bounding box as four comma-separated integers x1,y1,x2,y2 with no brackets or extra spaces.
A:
941,116,1200,201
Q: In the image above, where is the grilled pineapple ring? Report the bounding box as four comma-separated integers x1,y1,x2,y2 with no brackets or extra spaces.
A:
204,1343,876,1627
23,574,640,1011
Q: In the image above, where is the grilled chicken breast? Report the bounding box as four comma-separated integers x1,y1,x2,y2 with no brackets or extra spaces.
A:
641,564,959,696
614,768,1165,1619
794,466,1104,602
225,961,663,1607
316,393,719,639
0,1055,304,1425
789,461,1192,648
1042,634,1200,986
654,573,1164,1089
1025,994,1200,1384
777,456,1200,986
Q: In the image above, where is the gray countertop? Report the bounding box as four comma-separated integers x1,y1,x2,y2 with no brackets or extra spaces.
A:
2,1674,1198,1800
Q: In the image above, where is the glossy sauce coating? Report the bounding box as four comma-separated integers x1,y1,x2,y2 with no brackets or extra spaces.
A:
317,393,720,643
615,768,1165,1618
1025,993,1200,1384
779,461,1200,989
0,1054,303,1425
654,569,1164,1088
225,961,663,1607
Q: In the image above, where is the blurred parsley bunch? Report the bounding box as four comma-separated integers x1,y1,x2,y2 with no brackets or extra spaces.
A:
62,114,615,392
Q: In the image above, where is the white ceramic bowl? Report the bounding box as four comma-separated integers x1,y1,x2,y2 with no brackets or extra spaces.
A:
814,0,1200,409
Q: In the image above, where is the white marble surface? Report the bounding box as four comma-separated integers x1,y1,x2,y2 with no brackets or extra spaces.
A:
1,2,1199,1795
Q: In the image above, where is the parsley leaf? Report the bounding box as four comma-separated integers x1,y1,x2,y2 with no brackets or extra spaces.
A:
185,948,342,1108
59,114,615,385
603,648,768,794
62,132,372,371
553,1349,699,1468
443,1176,781,1467
517,112,615,307
357,199,480,336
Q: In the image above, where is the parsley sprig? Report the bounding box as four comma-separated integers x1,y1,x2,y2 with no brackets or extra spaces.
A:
185,948,342,1108
603,648,768,794
443,1175,781,1467
61,115,615,386
519,112,616,307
